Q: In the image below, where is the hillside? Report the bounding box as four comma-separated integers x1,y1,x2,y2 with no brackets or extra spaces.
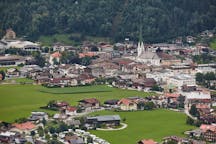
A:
0,0,216,42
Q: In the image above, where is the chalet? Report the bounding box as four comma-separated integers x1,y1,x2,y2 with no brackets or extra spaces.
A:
54,101,69,109
11,122,36,134
79,98,100,111
65,106,77,116
118,98,137,111
86,115,121,128
78,74,95,85
200,124,216,142
49,51,61,65
137,139,157,144
48,77,78,87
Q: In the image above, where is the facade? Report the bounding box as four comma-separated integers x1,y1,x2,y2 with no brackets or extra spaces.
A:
118,98,137,111
49,51,61,65
0,55,26,66
86,115,121,128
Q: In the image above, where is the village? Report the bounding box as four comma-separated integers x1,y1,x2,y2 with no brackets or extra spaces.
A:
0,28,216,144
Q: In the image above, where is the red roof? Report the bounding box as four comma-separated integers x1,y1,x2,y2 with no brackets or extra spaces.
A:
12,122,36,130
66,106,77,112
51,51,62,58
164,93,180,98
200,124,216,132
79,52,95,58
80,98,99,104
139,139,157,144
118,98,135,106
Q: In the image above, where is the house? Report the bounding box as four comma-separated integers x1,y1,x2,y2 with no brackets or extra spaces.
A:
0,55,26,66
64,118,80,128
86,115,121,128
49,51,61,65
200,124,216,142
28,112,48,121
0,131,17,143
118,98,137,111
137,139,157,144
79,98,100,111
4,28,16,39
11,122,36,134
53,113,67,120
65,106,77,116
78,74,95,85
79,52,95,58
6,68,20,78
64,134,85,144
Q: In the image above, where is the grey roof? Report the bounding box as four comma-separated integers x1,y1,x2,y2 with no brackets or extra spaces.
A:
88,115,121,122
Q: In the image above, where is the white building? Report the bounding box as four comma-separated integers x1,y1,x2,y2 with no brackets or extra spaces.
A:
195,67,216,74
167,74,196,88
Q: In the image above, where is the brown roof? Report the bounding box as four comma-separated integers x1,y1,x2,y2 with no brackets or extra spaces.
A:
79,98,99,104
12,122,36,130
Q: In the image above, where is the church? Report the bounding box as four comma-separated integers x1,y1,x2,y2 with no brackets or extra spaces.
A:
136,34,161,66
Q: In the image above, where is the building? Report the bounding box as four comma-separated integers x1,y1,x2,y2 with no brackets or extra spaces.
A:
28,112,48,121
86,115,121,128
49,51,62,65
11,122,36,134
79,98,100,111
4,28,16,39
137,139,157,144
167,74,196,89
118,98,137,111
0,55,26,66
200,124,216,142
65,106,77,116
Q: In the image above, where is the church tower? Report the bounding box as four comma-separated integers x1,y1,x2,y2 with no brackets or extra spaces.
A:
137,25,144,57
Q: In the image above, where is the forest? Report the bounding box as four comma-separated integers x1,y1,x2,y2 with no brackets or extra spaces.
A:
0,0,216,42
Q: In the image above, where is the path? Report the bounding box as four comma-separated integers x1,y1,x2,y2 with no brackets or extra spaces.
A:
96,123,127,131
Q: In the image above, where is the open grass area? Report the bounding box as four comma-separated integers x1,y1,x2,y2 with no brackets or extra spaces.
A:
2,78,34,83
0,66,21,72
210,37,216,50
89,110,195,144
0,84,153,122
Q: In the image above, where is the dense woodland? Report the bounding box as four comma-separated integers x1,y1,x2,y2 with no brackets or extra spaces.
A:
0,0,216,42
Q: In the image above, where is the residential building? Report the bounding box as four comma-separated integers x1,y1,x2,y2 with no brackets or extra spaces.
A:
118,98,137,111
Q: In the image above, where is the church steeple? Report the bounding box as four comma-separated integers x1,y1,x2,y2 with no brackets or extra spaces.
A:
137,24,144,57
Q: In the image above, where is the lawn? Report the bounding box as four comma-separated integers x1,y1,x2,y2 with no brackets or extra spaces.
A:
0,84,153,122
210,37,216,50
89,110,195,144
2,78,34,83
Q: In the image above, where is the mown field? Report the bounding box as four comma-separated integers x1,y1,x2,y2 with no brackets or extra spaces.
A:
89,110,195,144
0,84,153,122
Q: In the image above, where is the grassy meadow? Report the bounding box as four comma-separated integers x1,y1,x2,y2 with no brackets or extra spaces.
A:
0,84,153,122
89,110,195,144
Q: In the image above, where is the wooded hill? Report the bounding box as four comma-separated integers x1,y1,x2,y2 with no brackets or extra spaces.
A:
0,0,216,42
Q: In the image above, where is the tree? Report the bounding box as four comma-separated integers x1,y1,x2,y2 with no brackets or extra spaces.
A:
195,73,204,84
189,104,200,118
33,52,45,67
144,102,155,110
186,116,194,125
49,126,56,134
42,118,46,126
30,131,36,137
151,85,164,92
38,126,44,137
0,70,5,80
87,136,93,143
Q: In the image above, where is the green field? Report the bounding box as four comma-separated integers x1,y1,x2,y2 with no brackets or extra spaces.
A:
210,37,216,50
89,110,195,144
0,84,153,122
2,78,34,83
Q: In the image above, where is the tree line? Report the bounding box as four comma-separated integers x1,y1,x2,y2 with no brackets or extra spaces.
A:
0,0,216,42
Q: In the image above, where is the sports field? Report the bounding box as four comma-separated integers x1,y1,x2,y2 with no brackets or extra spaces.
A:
0,84,153,122
89,110,195,144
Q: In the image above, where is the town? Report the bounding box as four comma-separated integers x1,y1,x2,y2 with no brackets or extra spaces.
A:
0,27,216,144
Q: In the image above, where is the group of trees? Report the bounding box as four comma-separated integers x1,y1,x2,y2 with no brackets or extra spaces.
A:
196,72,216,89
192,54,216,64
1,0,216,42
